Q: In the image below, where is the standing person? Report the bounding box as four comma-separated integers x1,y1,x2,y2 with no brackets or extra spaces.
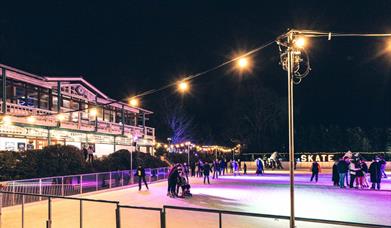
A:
369,157,382,190
183,163,189,181
256,158,264,176
198,160,204,177
332,160,340,186
190,162,196,177
349,159,360,188
203,162,211,184
87,146,94,163
310,161,320,182
380,155,387,179
337,156,349,188
263,155,268,169
238,159,242,171
136,165,149,191
224,159,228,174
361,159,369,188
219,159,224,176
243,162,247,175
212,159,219,179
233,160,240,176
229,160,233,173
82,146,88,161
355,160,364,189
277,158,284,170
168,165,179,197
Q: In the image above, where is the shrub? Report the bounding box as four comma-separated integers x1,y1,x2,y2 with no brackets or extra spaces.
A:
104,150,168,170
18,145,89,179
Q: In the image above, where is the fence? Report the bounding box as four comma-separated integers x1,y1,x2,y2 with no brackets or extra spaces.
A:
0,167,170,207
0,191,390,228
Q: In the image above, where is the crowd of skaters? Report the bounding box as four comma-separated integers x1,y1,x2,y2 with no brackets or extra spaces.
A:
136,153,389,198
330,154,387,190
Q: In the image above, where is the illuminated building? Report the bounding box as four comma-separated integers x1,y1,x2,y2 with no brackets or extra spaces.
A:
0,64,155,156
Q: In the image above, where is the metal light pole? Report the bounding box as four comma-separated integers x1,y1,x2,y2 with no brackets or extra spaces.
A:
187,145,190,165
286,32,296,228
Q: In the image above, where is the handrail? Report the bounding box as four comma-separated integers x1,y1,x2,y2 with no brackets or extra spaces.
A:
4,167,168,182
164,205,289,220
163,205,391,228
1,191,390,228
119,205,162,212
0,191,119,204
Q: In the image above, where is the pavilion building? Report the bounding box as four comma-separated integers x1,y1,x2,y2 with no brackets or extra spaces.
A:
0,64,155,156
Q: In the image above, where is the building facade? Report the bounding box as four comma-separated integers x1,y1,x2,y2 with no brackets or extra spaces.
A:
0,64,155,156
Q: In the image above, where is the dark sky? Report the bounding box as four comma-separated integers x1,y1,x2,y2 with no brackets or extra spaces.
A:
0,1,390,143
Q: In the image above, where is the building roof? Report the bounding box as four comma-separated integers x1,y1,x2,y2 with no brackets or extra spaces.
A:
0,63,153,114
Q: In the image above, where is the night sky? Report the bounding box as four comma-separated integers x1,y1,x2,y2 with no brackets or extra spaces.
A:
0,1,390,144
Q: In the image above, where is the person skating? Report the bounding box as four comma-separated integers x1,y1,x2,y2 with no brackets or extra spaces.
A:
212,159,219,179
232,160,240,176
337,156,349,188
379,155,387,179
183,163,189,181
168,164,180,197
310,161,320,182
369,157,382,190
332,160,339,186
136,165,149,191
190,162,196,177
203,162,211,184
349,159,360,188
360,159,369,188
243,162,247,175
256,158,264,176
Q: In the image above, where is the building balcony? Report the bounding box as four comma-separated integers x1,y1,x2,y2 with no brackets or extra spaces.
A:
0,102,155,139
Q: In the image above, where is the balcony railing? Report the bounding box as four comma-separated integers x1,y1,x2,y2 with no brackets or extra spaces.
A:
0,102,155,138
0,167,170,208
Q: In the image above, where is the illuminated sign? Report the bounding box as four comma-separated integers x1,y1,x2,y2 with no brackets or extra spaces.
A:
300,154,334,162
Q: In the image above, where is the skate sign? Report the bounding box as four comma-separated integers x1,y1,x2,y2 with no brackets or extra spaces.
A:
300,154,334,162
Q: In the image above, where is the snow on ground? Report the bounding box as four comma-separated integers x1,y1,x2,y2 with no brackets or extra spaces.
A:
2,171,391,228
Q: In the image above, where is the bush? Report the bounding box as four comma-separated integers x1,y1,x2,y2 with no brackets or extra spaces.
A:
104,150,168,170
0,151,22,181
22,145,89,178
0,146,168,181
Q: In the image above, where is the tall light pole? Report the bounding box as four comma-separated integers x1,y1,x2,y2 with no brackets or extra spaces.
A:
286,32,296,228
277,30,309,228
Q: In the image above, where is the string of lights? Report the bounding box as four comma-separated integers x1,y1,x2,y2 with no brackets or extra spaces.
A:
1,30,391,124
154,141,239,153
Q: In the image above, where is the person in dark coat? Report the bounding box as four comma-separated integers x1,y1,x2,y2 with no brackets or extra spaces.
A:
332,160,340,186
203,162,211,184
82,146,88,161
310,161,320,182
167,165,180,197
337,157,349,188
136,165,149,191
369,158,382,190
190,162,196,177
243,162,247,175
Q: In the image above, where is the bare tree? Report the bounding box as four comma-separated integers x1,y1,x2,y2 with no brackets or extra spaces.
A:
161,98,194,144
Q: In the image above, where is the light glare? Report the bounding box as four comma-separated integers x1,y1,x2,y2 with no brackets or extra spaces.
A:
129,98,139,107
237,57,249,69
177,81,189,93
89,108,97,117
27,116,36,123
294,37,306,48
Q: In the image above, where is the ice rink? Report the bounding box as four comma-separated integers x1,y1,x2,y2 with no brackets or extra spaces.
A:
2,171,391,228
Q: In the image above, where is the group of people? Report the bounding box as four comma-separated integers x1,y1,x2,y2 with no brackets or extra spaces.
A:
332,155,387,190
192,159,246,180
167,163,192,198
81,145,95,163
